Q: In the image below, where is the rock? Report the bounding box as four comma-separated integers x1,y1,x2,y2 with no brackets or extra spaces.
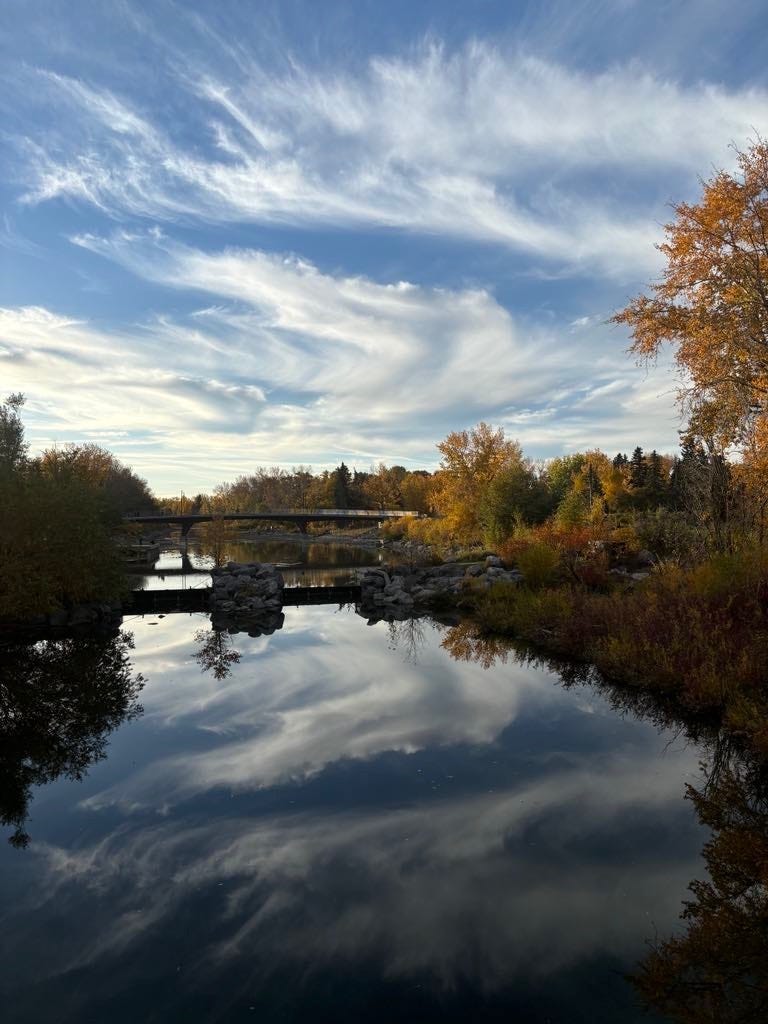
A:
485,555,503,567
464,563,486,577
636,549,655,566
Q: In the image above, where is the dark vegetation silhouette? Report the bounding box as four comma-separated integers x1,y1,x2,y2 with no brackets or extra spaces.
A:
193,627,242,679
0,631,144,848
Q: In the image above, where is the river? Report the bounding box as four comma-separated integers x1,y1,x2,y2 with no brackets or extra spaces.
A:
0,541,737,1022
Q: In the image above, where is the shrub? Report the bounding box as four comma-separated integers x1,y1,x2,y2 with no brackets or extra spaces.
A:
515,542,561,588
634,508,704,563
475,582,573,639
380,519,407,541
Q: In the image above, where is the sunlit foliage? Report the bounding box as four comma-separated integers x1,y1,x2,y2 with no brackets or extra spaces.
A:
613,140,768,451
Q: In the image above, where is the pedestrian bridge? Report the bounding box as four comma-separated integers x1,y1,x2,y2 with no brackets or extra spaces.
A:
124,508,421,537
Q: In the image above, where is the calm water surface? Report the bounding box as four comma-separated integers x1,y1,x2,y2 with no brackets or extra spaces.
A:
131,537,399,590
0,598,711,1023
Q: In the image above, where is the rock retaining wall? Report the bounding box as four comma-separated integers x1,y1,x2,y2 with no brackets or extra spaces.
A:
210,562,285,635
357,556,522,617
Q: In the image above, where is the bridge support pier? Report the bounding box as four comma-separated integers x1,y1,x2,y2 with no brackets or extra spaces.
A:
180,520,193,552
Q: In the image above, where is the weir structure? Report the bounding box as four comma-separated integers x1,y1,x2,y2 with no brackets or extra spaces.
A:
124,508,420,539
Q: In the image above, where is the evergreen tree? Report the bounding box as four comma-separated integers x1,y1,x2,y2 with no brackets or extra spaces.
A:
629,446,647,488
612,452,628,469
646,450,666,504
332,462,351,508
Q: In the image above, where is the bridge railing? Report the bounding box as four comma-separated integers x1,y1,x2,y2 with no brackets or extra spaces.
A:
124,508,422,520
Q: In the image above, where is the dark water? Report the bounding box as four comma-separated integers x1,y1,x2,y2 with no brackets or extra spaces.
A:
131,537,398,590
0,596,727,1024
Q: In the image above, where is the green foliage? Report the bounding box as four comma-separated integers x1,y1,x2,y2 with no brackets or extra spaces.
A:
515,542,561,588
37,442,155,516
629,446,647,488
479,461,548,545
0,470,126,620
634,508,705,563
545,454,585,507
454,548,494,562
475,582,573,638
0,393,28,475
555,486,589,527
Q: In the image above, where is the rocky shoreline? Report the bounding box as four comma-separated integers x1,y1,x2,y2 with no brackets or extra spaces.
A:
357,556,523,616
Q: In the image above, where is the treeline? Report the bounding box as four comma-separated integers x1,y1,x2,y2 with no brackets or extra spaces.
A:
0,395,155,620
168,417,760,563
161,462,434,516
407,422,762,561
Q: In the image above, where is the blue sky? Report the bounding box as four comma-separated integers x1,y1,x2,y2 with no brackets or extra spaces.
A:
2,0,767,494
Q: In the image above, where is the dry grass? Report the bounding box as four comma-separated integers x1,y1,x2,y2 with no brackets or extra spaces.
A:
472,553,768,756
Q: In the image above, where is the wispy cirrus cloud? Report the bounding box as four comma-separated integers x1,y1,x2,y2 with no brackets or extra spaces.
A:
7,41,768,278
0,231,680,490
71,228,682,451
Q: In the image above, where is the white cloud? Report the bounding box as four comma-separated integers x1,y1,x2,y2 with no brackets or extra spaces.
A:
10,42,768,277
1,226,683,490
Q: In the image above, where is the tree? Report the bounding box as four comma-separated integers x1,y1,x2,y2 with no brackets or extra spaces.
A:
363,463,405,510
400,470,433,515
629,446,647,489
433,422,525,541
646,450,667,505
544,453,586,509
612,140,768,449
479,461,548,544
332,462,351,509
193,628,241,680
0,471,126,619
0,393,27,475
37,443,155,516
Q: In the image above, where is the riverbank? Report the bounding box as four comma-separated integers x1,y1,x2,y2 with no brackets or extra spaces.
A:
452,552,768,759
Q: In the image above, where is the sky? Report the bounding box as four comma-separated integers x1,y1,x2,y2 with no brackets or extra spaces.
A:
2,0,768,494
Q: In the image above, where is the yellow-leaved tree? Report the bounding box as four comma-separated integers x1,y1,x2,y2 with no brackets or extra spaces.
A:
432,422,526,543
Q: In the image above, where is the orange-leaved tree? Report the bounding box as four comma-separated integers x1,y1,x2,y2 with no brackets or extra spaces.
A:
613,140,768,450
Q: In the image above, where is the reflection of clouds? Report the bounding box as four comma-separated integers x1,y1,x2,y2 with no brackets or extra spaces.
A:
86,609,562,810
26,751,704,990
1,610,708,1003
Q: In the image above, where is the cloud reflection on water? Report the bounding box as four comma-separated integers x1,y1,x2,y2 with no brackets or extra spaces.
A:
0,607,707,1019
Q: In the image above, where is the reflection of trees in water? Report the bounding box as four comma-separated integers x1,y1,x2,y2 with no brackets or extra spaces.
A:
193,628,242,679
0,632,144,849
634,758,768,1023
385,616,432,662
194,537,383,571
440,617,768,1022
440,620,517,670
195,518,238,568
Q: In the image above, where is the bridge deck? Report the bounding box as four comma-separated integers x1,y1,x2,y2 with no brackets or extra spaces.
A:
125,508,418,525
